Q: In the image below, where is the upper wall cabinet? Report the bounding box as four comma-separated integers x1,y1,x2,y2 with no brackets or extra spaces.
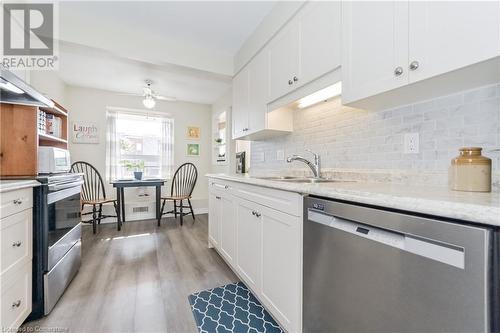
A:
342,1,500,105
268,1,341,102
297,1,342,87
232,50,292,140
408,1,500,84
342,1,409,104
232,1,341,140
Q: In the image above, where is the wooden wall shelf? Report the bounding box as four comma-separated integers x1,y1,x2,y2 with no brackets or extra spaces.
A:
1,100,70,176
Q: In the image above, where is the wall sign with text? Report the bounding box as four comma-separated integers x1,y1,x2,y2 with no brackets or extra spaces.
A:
72,121,99,144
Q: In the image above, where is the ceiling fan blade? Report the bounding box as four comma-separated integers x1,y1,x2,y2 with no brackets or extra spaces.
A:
155,95,177,101
116,92,144,97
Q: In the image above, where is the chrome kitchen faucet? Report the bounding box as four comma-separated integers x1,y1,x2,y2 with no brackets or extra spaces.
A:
286,149,321,178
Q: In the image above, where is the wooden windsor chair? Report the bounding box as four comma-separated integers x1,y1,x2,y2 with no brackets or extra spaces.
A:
160,163,198,226
70,161,118,234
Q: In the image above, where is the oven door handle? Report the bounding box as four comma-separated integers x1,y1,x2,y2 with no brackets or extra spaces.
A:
47,184,82,204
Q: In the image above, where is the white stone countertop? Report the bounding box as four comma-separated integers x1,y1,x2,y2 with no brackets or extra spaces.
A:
0,179,40,193
206,173,500,227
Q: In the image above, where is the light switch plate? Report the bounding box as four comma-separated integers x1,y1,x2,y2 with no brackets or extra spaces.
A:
404,133,419,154
276,149,285,161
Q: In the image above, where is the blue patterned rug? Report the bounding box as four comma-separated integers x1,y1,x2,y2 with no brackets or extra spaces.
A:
188,282,284,333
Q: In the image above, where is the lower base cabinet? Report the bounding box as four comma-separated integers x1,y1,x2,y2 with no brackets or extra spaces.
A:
208,178,302,333
260,205,300,331
236,199,262,292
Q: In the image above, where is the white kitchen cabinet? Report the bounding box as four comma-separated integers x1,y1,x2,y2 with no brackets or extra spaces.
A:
0,186,34,330
207,177,303,332
297,1,341,87
208,191,221,247
231,68,249,139
268,1,342,103
268,22,300,102
235,198,262,292
342,1,500,106
408,1,500,83
247,50,268,135
342,1,409,104
260,205,301,333
232,47,293,140
219,194,237,265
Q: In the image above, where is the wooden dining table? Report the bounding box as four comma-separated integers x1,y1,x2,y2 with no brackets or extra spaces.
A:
111,179,166,230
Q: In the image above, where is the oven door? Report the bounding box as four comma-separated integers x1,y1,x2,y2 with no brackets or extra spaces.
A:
46,185,82,271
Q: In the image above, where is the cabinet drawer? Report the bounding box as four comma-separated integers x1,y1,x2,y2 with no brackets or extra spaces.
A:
1,209,32,275
0,188,32,219
0,261,32,330
234,183,302,217
208,179,234,193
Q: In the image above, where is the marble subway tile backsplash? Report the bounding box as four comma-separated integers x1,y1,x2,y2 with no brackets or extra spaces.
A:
250,83,500,189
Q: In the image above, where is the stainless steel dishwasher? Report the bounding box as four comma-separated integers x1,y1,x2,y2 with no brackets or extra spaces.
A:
303,196,498,333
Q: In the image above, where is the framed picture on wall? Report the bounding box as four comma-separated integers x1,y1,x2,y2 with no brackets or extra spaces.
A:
72,121,99,144
186,126,200,140
187,143,200,157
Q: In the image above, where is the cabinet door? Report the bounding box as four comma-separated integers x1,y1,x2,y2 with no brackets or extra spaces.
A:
342,1,409,104
232,68,249,139
219,194,236,265
298,1,341,87
260,206,300,333
208,192,221,247
247,50,268,134
268,22,300,102
236,199,261,292
408,1,500,83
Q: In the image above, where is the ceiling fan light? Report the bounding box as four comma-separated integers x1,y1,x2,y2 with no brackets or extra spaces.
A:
143,95,156,109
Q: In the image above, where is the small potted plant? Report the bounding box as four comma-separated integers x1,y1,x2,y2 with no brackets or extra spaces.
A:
123,160,145,180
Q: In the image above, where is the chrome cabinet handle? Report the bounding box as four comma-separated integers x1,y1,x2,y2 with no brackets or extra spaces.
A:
13,199,22,205
215,196,221,200
224,185,229,189
251,211,255,216
409,61,419,71
254,212,261,218
288,79,293,85
394,66,403,76
242,128,249,132
12,241,22,247
293,76,298,82
12,300,21,308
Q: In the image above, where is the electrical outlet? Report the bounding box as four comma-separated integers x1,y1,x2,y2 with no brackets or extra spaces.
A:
276,149,285,161
404,133,419,154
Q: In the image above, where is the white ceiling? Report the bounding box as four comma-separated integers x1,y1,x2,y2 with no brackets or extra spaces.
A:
56,1,276,104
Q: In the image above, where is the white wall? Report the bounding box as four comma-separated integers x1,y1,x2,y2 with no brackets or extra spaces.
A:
65,85,212,219
29,70,67,105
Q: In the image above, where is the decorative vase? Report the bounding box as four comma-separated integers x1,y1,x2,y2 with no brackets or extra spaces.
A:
450,147,491,192
134,171,143,180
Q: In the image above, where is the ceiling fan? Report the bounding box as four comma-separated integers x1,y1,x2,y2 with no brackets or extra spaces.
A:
123,80,176,109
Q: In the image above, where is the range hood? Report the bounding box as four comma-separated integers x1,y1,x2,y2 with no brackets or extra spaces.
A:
0,65,54,108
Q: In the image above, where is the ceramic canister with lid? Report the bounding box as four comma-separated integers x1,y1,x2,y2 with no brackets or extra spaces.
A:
450,147,491,192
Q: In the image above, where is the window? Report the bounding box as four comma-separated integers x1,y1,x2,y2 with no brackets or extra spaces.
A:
106,109,174,180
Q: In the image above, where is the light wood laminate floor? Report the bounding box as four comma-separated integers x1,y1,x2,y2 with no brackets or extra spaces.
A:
23,214,238,333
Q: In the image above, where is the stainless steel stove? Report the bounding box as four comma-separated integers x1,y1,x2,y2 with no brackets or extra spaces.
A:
29,173,83,319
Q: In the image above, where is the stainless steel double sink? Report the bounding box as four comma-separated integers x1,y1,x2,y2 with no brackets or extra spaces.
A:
254,176,346,184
